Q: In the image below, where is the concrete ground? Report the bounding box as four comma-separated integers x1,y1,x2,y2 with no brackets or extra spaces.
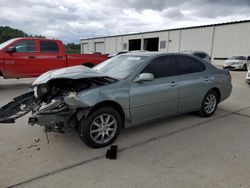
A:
0,70,250,188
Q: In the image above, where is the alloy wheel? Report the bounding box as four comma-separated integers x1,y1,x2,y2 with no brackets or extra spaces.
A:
90,114,117,144
204,94,217,114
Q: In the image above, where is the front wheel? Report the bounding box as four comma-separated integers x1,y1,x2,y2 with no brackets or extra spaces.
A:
79,107,122,148
243,64,247,71
199,90,218,117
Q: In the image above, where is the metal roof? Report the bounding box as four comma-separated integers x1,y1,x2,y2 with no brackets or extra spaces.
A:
80,19,250,41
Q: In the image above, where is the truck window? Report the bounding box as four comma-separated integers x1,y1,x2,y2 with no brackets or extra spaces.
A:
40,41,59,52
14,40,35,52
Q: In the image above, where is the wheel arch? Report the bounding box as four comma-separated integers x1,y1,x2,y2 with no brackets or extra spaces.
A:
82,62,95,68
210,87,221,102
88,100,126,127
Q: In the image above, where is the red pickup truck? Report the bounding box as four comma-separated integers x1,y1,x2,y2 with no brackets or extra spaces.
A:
0,38,108,79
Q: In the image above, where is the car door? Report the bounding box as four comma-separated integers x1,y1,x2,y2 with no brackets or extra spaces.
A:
130,55,179,123
35,40,66,75
3,39,37,77
174,55,210,113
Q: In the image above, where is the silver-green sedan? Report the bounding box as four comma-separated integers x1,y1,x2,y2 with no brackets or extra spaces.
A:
0,52,232,148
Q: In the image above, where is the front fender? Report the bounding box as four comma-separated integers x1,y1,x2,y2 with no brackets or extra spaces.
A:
64,87,130,111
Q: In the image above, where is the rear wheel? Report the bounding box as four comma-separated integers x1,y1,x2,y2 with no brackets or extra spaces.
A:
79,107,122,148
199,90,218,117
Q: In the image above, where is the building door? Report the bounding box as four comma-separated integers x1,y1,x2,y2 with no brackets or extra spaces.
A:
82,43,89,54
143,38,159,51
95,42,105,53
129,39,141,51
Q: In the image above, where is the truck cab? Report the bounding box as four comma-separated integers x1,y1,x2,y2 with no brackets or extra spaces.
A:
0,38,107,79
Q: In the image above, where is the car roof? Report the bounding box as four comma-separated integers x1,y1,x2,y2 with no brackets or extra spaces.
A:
121,52,195,57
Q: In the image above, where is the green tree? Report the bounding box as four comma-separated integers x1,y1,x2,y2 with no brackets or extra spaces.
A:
0,26,29,43
65,43,80,54
0,26,46,43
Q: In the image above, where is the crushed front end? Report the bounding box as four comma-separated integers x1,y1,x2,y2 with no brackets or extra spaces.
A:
28,76,115,133
0,71,116,137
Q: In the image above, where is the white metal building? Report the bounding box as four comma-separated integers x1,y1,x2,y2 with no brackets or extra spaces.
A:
80,20,250,65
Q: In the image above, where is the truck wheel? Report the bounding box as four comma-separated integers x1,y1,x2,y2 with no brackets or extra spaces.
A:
198,90,218,117
79,107,122,148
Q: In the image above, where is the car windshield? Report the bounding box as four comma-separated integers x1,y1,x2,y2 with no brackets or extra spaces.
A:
0,39,16,50
94,55,148,79
230,56,246,60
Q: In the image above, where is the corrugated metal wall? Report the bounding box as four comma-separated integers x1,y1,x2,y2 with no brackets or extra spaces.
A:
212,22,250,64
80,21,250,65
180,27,213,54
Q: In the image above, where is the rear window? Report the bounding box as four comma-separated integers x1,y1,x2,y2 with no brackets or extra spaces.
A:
176,55,206,75
193,53,206,59
40,41,59,52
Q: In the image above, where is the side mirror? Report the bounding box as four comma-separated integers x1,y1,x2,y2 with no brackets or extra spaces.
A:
7,46,16,53
134,73,154,82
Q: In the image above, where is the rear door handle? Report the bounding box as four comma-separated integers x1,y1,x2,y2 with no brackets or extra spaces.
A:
170,82,177,87
203,76,210,81
28,56,36,59
57,56,63,59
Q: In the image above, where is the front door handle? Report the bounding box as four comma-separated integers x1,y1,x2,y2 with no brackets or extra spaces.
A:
28,56,36,59
57,56,63,59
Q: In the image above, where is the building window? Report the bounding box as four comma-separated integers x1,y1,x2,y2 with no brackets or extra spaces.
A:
160,41,166,49
123,43,127,50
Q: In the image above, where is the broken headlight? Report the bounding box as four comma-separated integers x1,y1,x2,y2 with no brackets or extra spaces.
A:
33,85,48,99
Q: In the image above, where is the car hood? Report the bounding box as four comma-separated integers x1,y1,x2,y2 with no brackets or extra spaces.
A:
32,65,112,86
224,59,242,64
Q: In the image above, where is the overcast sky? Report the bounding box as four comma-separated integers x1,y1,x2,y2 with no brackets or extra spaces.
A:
0,0,250,43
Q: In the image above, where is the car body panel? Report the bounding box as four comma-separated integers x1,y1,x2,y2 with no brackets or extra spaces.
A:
0,53,232,133
130,75,179,123
32,65,111,85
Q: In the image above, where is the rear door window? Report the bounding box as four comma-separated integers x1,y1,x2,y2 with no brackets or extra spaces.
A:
175,55,206,75
142,56,175,78
40,41,59,52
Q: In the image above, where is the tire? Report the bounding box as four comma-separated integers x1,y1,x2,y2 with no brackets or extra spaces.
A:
243,64,247,71
78,107,122,148
198,90,218,117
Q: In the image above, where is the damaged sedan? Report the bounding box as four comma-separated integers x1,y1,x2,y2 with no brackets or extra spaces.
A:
0,53,232,148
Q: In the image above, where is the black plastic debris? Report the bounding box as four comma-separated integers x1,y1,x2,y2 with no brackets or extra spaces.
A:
106,145,118,160
0,91,35,123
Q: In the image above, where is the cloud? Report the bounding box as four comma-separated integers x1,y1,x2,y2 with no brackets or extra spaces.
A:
0,0,249,43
